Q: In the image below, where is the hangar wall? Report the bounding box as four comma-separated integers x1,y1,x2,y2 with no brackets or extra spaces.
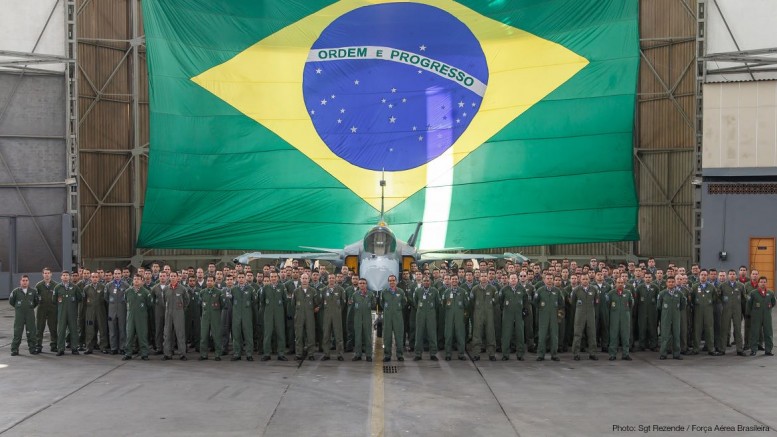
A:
0,0,77,298
698,0,777,287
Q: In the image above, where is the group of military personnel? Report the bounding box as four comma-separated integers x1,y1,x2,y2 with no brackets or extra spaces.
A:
8,258,776,364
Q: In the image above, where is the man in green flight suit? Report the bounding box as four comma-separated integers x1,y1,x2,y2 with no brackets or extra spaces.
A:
199,276,224,360
231,273,255,361
54,271,82,356
535,273,564,361
635,272,659,351
746,277,775,356
262,272,288,361
413,276,439,361
500,273,529,360
717,270,746,356
83,272,109,354
608,277,634,361
123,274,151,360
350,278,375,362
471,272,497,361
657,276,686,360
443,275,469,361
321,274,345,361
10,275,39,356
294,273,320,361
381,275,407,362
570,274,598,361
35,267,58,353
163,272,189,360
691,270,720,355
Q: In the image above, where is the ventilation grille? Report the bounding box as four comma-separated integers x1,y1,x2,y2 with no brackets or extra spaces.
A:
383,365,398,374
708,183,777,195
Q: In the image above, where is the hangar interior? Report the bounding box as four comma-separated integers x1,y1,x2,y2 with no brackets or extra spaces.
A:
1,0,776,296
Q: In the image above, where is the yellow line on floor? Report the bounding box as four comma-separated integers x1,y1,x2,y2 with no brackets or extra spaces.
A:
370,334,385,437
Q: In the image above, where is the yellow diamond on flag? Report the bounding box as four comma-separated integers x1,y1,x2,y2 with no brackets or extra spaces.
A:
192,0,588,212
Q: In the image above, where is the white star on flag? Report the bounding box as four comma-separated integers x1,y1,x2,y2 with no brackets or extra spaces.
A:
340,108,345,113
412,126,417,131
354,80,359,85
389,116,396,123
337,119,342,124
402,98,407,103
315,68,322,74
418,135,423,141
321,99,327,105
391,88,397,93
331,94,336,99
381,98,387,103
350,126,357,133
419,44,426,51
458,101,464,108
388,104,394,109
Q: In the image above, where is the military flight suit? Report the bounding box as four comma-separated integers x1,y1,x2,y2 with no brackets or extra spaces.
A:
471,283,497,359
594,282,611,352
35,279,58,352
413,286,439,358
744,280,762,350
692,282,718,354
679,284,691,353
293,286,320,358
500,285,529,359
285,280,299,351
220,285,233,354
321,285,345,359
83,282,108,352
635,282,659,350
717,281,745,353
490,281,503,351
163,284,189,357
263,283,287,358
564,283,575,351
231,283,255,359
199,287,224,358
150,282,167,353
54,282,82,353
444,286,470,360
310,281,325,352
435,282,447,346
535,285,564,360
254,282,266,352
406,281,421,350
380,287,407,360
608,289,634,359
557,286,569,352
10,287,39,354
519,281,536,352
658,288,686,358
345,284,356,352
105,279,128,353
351,289,376,359
746,288,775,354
124,286,151,358
187,283,202,350
570,285,598,358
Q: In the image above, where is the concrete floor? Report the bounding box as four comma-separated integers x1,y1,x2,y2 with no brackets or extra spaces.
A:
0,305,775,436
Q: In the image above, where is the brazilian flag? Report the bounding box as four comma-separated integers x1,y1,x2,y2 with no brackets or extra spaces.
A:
138,0,639,250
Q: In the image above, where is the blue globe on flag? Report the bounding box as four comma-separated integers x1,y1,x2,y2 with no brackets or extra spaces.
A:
303,3,489,171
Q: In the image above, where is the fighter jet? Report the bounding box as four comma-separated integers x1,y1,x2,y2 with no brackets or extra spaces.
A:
234,178,527,291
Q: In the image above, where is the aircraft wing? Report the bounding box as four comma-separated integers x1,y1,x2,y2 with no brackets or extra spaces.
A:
418,252,529,263
233,250,344,264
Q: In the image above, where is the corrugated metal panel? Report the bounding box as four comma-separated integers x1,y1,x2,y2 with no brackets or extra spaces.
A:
635,0,696,264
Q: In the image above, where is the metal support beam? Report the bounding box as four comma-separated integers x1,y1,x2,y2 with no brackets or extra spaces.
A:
66,0,80,267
